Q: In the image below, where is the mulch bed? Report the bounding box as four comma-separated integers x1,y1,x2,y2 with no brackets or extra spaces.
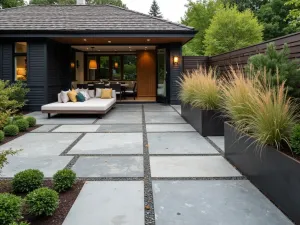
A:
0,125,41,146
0,179,85,225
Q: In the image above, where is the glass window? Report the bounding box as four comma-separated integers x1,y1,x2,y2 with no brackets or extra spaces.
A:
123,55,137,81
15,42,27,81
111,56,121,80
15,42,27,53
99,56,110,80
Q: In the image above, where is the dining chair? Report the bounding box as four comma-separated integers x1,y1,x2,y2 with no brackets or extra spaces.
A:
125,82,137,100
110,83,122,100
94,84,105,89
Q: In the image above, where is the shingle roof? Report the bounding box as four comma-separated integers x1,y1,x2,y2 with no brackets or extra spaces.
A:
0,4,195,33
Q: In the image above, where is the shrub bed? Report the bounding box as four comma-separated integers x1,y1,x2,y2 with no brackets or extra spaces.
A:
53,169,76,192
3,125,19,136
12,169,44,193
0,193,23,225
14,119,29,132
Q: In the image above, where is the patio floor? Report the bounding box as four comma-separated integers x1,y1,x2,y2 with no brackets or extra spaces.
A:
0,104,293,225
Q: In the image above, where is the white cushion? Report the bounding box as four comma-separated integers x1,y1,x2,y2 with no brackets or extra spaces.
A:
88,90,95,98
75,88,80,93
60,90,70,103
42,97,116,111
96,88,102,98
79,90,90,100
58,93,62,103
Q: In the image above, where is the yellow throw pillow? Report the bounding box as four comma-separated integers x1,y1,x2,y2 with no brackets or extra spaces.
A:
101,89,112,99
68,89,78,102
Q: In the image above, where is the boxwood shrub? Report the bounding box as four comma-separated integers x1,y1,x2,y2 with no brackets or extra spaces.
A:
3,125,19,136
13,115,24,121
14,119,29,132
53,169,76,192
12,169,44,193
26,187,59,216
0,193,23,225
26,116,36,127
0,130,4,142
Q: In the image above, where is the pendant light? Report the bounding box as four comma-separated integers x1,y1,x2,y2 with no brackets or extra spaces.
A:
89,47,97,70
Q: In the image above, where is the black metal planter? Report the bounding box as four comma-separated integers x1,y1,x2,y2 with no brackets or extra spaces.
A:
224,122,300,224
181,103,224,136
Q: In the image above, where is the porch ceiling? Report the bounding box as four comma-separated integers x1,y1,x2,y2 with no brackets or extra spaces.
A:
72,45,156,52
51,37,191,45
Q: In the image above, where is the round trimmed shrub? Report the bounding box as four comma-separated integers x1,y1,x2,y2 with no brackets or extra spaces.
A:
291,124,300,155
13,115,24,121
25,116,36,127
12,169,44,193
14,119,29,132
0,130,4,142
26,187,59,216
3,125,19,136
0,193,23,225
53,169,76,192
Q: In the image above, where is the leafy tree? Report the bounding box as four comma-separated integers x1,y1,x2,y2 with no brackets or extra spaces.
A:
181,0,223,56
285,0,300,28
0,0,25,8
256,0,298,40
203,6,263,56
149,0,162,18
30,0,58,4
247,43,300,97
221,0,268,13
86,0,126,8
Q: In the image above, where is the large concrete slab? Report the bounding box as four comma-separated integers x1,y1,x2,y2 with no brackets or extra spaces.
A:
63,181,144,225
150,156,241,177
171,105,181,115
31,125,58,133
97,124,143,133
26,112,97,125
153,180,293,225
143,104,174,111
145,112,186,124
0,156,72,177
52,125,100,133
0,133,81,156
72,157,143,177
208,136,225,152
96,111,142,124
114,104,142,111
68,133,143,154
146,124,195,132
148,133,219,154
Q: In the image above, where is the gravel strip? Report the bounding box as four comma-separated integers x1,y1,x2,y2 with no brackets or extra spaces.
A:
49,125,61,132
152,176,247,180
205,137,224,155
142,105,156,225
65,155,80,169
60,133,86,156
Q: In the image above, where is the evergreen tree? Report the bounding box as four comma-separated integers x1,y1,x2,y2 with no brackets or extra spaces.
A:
149,0,162,18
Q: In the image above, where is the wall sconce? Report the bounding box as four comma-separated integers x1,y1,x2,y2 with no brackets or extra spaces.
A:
173,56,179,65
89,59,97,70
70,62,75,69
114,62,119,69
76,60,80,69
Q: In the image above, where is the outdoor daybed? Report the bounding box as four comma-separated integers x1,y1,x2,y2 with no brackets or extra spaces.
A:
42,90,116,118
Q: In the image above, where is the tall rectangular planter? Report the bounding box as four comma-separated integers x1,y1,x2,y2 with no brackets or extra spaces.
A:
225,122,300,224
181,103,224,136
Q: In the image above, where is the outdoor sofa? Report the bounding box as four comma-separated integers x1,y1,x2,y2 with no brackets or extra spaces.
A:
42,89,116,118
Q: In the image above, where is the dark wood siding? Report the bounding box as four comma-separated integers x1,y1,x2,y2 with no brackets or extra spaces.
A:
27,42,47,111
182,56,209,73
169,44,182,104
183,32,300,73
2,43,13,81
47,40,72,103
0,44,2,79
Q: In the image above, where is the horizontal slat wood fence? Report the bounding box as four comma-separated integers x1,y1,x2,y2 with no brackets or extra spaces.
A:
183,32,300,73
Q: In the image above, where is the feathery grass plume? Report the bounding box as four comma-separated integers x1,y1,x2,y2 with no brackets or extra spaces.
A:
221,66,298,151
178,66,221,110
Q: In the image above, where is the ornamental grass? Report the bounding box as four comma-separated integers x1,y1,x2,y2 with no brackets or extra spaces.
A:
178,66,221,110
221,66,298,150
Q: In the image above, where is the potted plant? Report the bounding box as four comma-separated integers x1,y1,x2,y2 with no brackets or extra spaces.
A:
221,67,300,224
178,67,224,136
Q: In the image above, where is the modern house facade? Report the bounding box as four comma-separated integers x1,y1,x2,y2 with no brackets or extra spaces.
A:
0,4,196,110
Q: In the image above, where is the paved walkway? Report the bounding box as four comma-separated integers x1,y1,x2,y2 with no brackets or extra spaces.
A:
0,104,293,225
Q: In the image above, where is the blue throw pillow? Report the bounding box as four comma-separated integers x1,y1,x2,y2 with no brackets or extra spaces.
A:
76,92,85,102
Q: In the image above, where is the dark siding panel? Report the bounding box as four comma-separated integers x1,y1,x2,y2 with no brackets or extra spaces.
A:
27,42,47,110
47,40,72,103
183,56,209,73
0,44,2,79
169,44,182,104
2,44,13,81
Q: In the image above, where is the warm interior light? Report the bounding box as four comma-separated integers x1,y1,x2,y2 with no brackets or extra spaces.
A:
70,62,75,69
114,62,119,69
83,39,87,42
173,56,179,65
17,68,26,76
89,59,97,69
